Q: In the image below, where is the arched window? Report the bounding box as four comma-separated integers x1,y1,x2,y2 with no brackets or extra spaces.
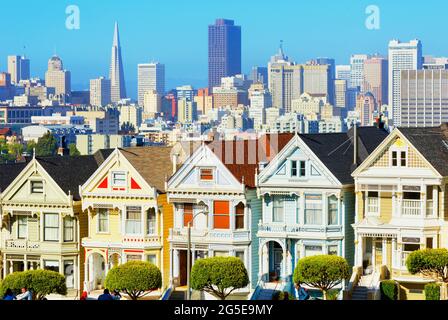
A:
235,203,245,230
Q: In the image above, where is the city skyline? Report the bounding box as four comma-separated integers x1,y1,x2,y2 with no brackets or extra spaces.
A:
1,0,448,99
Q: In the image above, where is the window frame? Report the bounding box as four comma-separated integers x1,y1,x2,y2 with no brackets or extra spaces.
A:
43,213,59,242
125,206,142,235
146,208,156,236
97,209,110,234
199,168,214,182
213,201,230,230
30,180,44,194
304,194,323,226
328,195,338,225
17,215,28,239
111,171,127,187
63,216,75,242
272,197,284,223
183,204,194,227
235,203,245,230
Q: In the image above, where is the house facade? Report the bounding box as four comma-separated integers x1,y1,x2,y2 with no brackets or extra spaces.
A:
256,127,388,288
0,154,105,295
80,147,176,292
352,125,448,300
167,136,290,290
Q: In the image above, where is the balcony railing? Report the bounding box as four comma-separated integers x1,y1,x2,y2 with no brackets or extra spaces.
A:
169,228,250,242
257,222,342,234
402,200,421,216
4,239,40,250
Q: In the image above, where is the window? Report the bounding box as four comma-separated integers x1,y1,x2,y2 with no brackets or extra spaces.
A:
31,181,43,194
64,261,74,289
426,238,433,249
273,198,284,223
183,204,193,227
391,150,407,167
126,254,142,261
125,207,142,235
401,151,407,167
305,195,323,225
147,254,157,265
97,209,109,233
235,251,245,263
328,196,338,225
235,203,245,230
291,160,297,177
112,172,126,186
44,213,59,242
367,192,379,215
64,217,75,242
200,168,214,181
44,260,59,272
328,245,338,255
18,216,28,239
392,151,398,167
305,245,322,257
147,209,156,235
299,161,306,177
214,201,230,229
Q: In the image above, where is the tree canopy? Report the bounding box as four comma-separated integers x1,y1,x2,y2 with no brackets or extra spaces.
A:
0,269,67,300
293,255,350,300
406,249,448,282
104,261,162,300
35,132,58,157
190,257,249,300
68,143,81,156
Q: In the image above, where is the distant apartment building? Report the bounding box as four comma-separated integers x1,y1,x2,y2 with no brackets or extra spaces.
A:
364,56,388,106
303,64,332,104
66,109,119,134
143,90,162,119
334,79,347,108
388,39,423,126
177,98,197,123
400,69,448,127
138,62,165,106
291,92,328,117
336,65,351,82
76,134,131,155
249,66,268,86
269,63,302,113
176,85,195,102
356,92,377,126
90,77,111,107
31,113,84,125
194,88,214,115
119,104,143,130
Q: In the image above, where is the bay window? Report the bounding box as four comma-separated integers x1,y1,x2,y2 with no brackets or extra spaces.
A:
183,204,193,227
18,216,28,239
147,209,156,235
273,197,284,223
328,196,338,225
64,217,75,242
125,207,142,235
214,201,230,229
97,209,109,233
305,195,322,225
235,203,245,229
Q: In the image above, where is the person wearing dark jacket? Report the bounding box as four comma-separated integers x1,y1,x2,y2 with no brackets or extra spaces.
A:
98,289,114,301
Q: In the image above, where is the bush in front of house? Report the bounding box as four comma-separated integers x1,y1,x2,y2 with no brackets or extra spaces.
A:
105,261,162,300
380,280,398,300
406,249,448,282
0,269,67,300
425,283,441,300
191,257,249,300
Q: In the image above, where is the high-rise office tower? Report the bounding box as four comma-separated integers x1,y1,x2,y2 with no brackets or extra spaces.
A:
350,54,370,90
7,55,30,84
364,56,388,106
356,92,377,126
249,66,268,86
109,22,126,103
336,65,351,81
313,58,336,82
176,85,196,102
400,69,448,127
334,79,347,109
45,55,71,101
388,39,423,126
90,77,111,107
137,62,165,106
208,19,241,90
303,64,332,104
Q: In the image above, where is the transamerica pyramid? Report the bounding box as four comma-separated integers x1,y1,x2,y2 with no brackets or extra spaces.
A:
109,22,126,103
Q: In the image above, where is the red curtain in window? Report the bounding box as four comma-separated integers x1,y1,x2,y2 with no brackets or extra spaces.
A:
183,204,193,227
214,201,229,229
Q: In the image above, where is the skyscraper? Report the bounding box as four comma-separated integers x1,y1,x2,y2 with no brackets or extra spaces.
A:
138,62,165,106
45,55,71,102
303,64,332,104
7,55,30,84
90,77,111,107
364,56,388,106
208,19,241,90
400,69,448,127
336,65,351,81
249,66,268,86
388,39,423,126
109,22,126,103
350,54,370,90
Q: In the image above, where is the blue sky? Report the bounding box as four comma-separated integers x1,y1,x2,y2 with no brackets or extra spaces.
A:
0,0,447,98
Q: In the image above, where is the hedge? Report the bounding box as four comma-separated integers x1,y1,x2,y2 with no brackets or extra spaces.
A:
380,280,398,300
425,283,441,300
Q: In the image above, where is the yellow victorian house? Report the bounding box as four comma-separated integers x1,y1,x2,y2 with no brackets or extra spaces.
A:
350,124,448,300
80,146,177,293
0,153,107,296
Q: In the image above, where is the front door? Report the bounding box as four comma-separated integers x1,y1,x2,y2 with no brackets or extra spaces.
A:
375,240,383,268
274,249,283,277
179,251,187,286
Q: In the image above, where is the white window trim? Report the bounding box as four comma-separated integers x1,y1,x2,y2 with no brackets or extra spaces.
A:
111,171,128,189
365,191,381,218
97,209,110,234
390,146,408,168
198,167,215,183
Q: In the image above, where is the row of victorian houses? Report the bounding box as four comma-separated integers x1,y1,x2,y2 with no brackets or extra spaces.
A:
1,123,448,300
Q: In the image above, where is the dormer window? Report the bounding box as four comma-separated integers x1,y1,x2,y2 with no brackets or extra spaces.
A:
291,160,306,177
112,172,126,187
391,151,407,167
31,181,43,194
200,168,214,181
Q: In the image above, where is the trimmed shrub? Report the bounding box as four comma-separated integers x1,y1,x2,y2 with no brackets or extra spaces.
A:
191,257,249,300
326,289,340,300
105,261,162,300
425,283,441,300
0,270,67,300
406,249,448,282
293,255,350,300
380,280,398,300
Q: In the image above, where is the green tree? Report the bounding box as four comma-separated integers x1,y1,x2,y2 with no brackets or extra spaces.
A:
293,255,350,300
26,140,37,155
190,257,249,300
406,249,448,282
68,143,81,156
8,142,23,160
0,270,67,300
35,132,58,157
104,261,162,300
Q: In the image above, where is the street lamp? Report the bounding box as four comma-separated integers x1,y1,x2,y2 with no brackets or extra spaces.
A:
186,209,208,300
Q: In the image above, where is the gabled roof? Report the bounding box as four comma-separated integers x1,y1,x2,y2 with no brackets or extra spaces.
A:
118,146,174,193
0,151,109,201
398,124,448,176
300,127,388,184
207,133,294,188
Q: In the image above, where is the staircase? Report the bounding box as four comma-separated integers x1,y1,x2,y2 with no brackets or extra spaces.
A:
351,275,373,300
252,282,281,300
168,289,186,300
